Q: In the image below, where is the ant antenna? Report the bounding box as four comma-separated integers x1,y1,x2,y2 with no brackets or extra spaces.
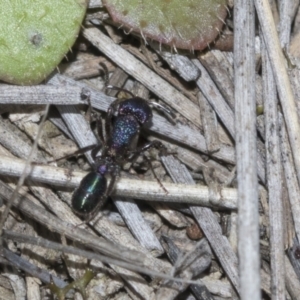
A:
99,63,136,99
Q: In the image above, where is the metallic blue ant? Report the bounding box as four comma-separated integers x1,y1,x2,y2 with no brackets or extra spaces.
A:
72,89,173,222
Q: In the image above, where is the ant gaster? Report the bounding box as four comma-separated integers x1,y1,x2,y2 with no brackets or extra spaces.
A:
72,87,174,222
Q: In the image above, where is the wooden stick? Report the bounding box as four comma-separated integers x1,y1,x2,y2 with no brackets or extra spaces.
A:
234,0,260,298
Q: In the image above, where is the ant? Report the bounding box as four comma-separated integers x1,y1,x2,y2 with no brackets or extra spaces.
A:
71,86,174,222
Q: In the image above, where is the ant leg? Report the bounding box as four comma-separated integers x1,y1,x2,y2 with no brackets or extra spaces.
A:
143,154,168,193
128,140,169,193
48,144,97,163
81,89,92,124
81,87,105,145
96,116,105,145
126,140,170,169
91,144,103,161
47,90,100,166
132,140,168,156
105,105,114,141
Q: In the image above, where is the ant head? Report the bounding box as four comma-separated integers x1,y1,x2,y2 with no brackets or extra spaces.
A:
118,97,153,125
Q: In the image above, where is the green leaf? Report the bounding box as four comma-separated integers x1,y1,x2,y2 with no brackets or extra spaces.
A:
103,0,227,50
0,0,87,85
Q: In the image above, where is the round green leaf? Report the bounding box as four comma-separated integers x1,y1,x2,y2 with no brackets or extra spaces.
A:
103,0,227,50
0,0,87,85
